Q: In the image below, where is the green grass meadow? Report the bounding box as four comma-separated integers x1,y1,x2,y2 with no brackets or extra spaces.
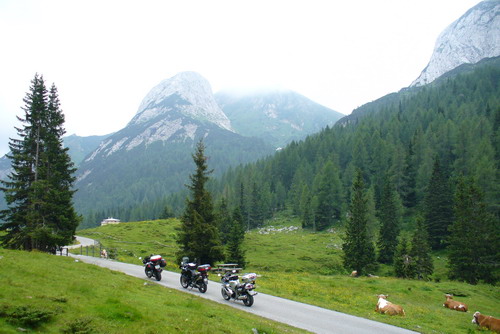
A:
73,216,500,334
0,248,308,334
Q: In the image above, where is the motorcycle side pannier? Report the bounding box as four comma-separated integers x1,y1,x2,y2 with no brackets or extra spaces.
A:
241,273,257,283
160,259,167,267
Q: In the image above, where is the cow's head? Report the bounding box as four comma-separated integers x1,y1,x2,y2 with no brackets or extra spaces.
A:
472,311,481,324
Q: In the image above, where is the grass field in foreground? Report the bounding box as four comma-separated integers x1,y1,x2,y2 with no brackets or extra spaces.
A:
75,217,500,333
0,248,308,334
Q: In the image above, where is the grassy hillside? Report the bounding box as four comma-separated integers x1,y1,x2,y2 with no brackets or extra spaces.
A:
0,248,307,334
76,217,500,334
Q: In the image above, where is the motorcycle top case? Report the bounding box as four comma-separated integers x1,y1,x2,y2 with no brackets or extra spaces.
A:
197,264,211,272
241,273,257,283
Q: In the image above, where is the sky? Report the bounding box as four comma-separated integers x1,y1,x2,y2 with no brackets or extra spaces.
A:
0,0,481,156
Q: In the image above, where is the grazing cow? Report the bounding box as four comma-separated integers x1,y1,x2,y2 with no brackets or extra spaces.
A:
350,270,358,277
472,312,500,333
443,294,468,312
100,249,108,259
375,294,405,316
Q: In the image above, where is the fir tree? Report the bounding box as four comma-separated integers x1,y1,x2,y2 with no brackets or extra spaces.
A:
410,216,434,280
0,75,80,252
447,177,499,284
313,160,342,231
424,157,453,249
393,236,413,279
177,140,224,265
342,169,376,275
216,197,232,245
401,141,417,209
377,177,401,263
225,207,246,267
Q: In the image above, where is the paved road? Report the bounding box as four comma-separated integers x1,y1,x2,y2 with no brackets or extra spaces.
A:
66,237,419,334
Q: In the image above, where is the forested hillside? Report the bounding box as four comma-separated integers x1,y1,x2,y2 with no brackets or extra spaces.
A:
210,57,499,231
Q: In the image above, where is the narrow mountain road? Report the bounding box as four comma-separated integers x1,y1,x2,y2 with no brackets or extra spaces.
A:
66,237,418,334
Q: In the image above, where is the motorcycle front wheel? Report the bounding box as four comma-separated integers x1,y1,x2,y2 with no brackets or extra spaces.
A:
145,268,153,278
154,271,162,281
221,287,230,300
180,275,189,288
243,293,254,307
198,282,207,293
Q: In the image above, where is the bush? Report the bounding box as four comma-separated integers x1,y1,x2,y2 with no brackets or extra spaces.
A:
2,305,53,328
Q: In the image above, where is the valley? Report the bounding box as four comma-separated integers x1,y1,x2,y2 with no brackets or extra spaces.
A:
73,215,499,334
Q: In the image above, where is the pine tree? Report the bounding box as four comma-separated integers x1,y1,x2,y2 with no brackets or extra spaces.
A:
401,142,417,209
424,157,453,249
313,160,342,231
447,177,499,284
177,140,224,265
393,236,413,279
299,184,314,229
216,197,232,245
410,216,434,280
225,207,246,267
342,169,376,275
0,75,80,252
377,177,401,263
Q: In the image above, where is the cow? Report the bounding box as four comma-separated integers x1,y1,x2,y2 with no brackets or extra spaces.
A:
472,311,500,333
443,294,468,312
100,249,108,259
375,294,405,316
350,270,358,277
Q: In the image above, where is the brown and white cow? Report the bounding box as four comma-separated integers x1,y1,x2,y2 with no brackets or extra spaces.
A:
375,294,405,316
472,311,500,333
443,294,468,312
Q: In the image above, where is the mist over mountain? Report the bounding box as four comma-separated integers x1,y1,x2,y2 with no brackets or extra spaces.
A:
411,0,500,87
63,134,112,166
216,89,344,148
73,72,274,220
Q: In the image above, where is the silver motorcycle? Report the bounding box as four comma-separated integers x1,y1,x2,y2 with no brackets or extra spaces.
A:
220,271,258,307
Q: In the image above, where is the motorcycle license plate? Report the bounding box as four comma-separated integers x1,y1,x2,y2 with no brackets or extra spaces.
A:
155,265,160,269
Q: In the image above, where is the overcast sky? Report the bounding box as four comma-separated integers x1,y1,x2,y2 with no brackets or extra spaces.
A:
0,0,481,156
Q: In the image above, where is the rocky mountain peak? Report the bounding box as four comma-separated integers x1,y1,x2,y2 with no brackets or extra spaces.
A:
130,71,232,131
411,0,500,87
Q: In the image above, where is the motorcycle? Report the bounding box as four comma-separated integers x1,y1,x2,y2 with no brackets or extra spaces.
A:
143,254,166,281
179,257,211,293
220,270,258,307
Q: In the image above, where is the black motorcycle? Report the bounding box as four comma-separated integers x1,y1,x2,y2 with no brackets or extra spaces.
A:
179,257,211,293
143,254,166,281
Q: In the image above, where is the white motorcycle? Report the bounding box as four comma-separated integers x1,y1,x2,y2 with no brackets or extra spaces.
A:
220,271,258,307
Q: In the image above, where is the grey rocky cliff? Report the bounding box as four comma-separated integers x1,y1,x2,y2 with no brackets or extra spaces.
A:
411,0,500,87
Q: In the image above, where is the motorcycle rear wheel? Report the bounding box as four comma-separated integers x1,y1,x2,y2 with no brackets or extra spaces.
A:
221,287,230,300
154,271,162,281
180,275,189,288
198,282,207,293
243,293,254,307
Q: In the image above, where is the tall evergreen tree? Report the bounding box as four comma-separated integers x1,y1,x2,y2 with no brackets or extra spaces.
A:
447,177,499,284
216,197,232,245
424,157,454,249
410,216,434,280
313,160,342,231
0,75,80,252
377,177,401,263
299,184,314,229
225,207,246,267
342,169,376,275
393,236,413,279
177,140,224,265
401,141,417,209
